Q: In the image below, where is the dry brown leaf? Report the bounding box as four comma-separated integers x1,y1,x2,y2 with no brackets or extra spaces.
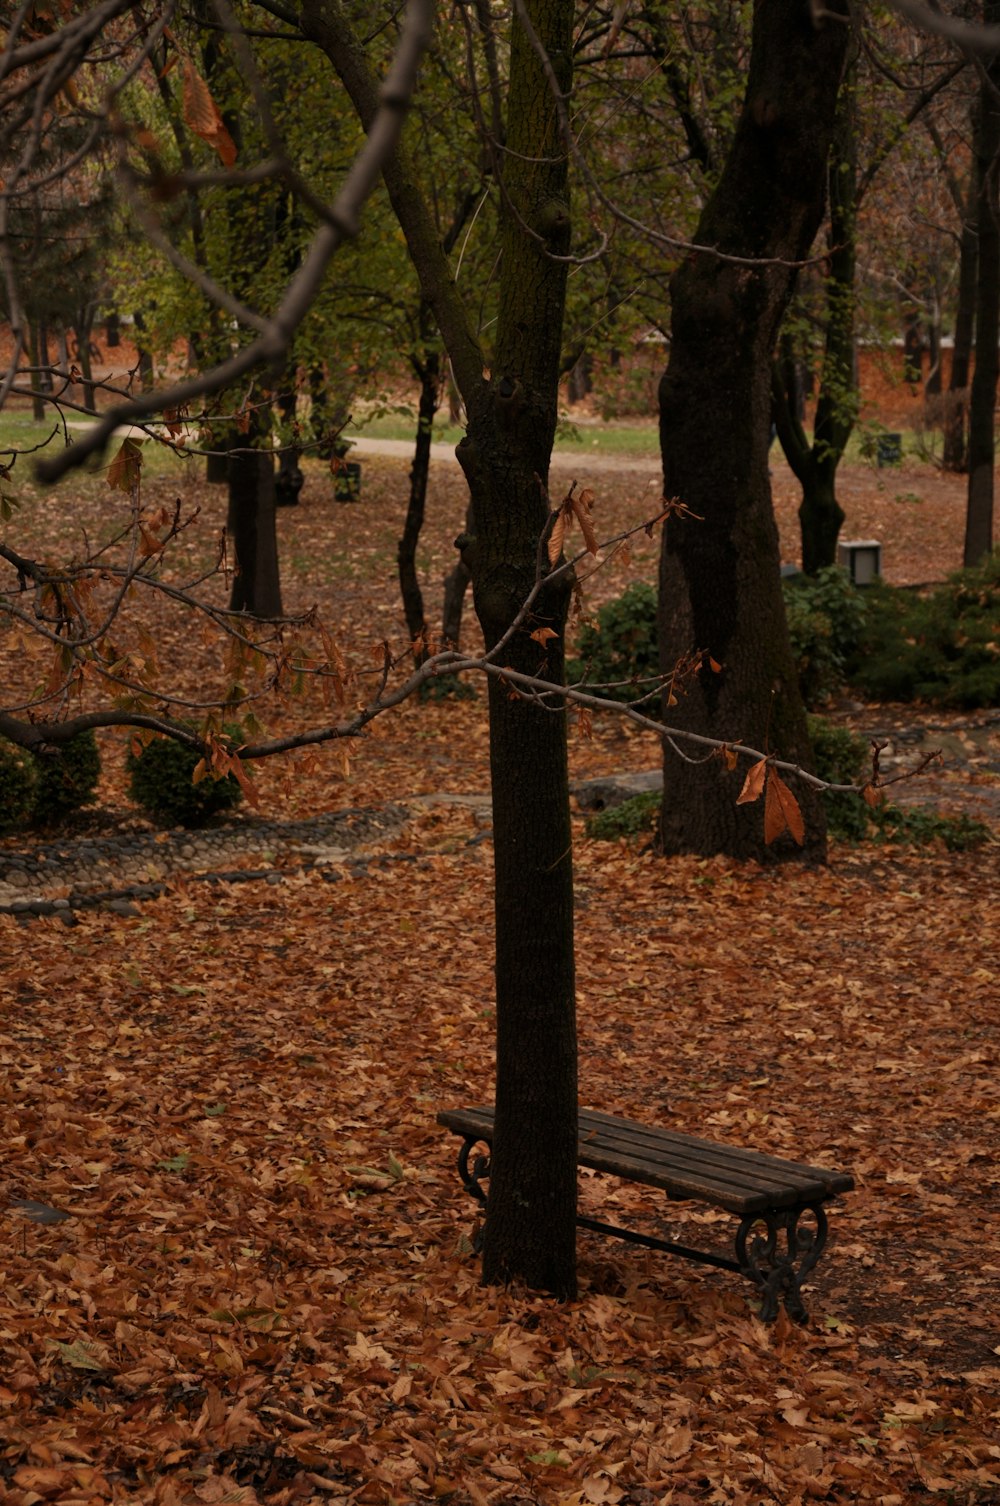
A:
736,758,768,805
182,57,237,166
765,767,805,844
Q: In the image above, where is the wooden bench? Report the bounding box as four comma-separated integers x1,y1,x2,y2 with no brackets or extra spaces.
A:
437,1105,854,1322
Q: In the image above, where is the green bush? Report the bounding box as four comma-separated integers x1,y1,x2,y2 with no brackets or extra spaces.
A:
585,789,660,841
783,567,867,707
568,570,869,711
0,741,36,833
568,582,659,704
0,730,101,831
127,729,243,827
873,805,992,852
808,715,870,842
31,730,101,824
848,553,1000,709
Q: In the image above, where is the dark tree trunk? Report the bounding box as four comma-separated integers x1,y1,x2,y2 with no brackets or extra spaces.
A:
228,436,283,619
132,312,154,392
658,0,848,862
902,306,924,386
72,308,98,414
774,71,856,575
303,0,577,1298
398,344,439,661
943,203,978,473
966,19,1000,566
27,323,45,420
925,305,942,397
442,502,474,649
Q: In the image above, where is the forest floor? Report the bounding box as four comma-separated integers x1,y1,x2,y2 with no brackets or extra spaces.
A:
1,444,998,1505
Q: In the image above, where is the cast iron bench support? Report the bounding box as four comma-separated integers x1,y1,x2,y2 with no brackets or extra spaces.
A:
438,1105,853,1323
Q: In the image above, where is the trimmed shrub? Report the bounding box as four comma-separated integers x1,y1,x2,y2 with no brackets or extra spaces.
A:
585,789,660,841
783,566,867,707
127,730,243,827
31,730,101,824
569,570,869,711
568,582,659,704
848,552,1000,709
0,741,36,833
873,805,992,851
808,715,869,842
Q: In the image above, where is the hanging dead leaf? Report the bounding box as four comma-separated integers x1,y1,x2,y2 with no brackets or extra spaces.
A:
182,58,237,167
107,437,143,493
530,627,559,645
571,490,600,556
764,767,805,845
736,758,768,805
720,745,739,772
547,508,567,567
862,782,885,808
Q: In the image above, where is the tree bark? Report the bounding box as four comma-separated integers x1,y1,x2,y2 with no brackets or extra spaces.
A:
657,0,848,862
302,0,579,1296
228,433,283,619
773,71,856,575
966,15,1000,566
943,201,977,473
398,343,439,661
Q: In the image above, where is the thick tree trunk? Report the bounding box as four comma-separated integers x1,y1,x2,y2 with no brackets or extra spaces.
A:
658,0,848,862
303,0,578,1298
228,442,283,619
966,20,1000,566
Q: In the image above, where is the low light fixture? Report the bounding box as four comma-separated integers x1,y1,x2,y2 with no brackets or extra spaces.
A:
837,539,882,586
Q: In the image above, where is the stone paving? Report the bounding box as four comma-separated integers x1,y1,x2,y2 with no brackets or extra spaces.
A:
0,804,419,922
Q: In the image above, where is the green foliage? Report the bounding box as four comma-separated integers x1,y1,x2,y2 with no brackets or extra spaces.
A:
0,731,101,831
783,567,867,707
584,789,660,841
568,583,659,704
873,805,992,851
808,715,869,841
0,741,36,833
848,554,1000,709
807,716,993,849
570,570,870,712
127,730,242,828
31,731,101,824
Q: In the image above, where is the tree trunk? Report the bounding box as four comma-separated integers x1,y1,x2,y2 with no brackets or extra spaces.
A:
943,200,977,473
658,0,848,862
774,71,856,574
966,17,1000,567
27,322,45,420
73,308,98,414
303,0,578,1299
228,438,283,619
442,546,472,649
398,345,439,661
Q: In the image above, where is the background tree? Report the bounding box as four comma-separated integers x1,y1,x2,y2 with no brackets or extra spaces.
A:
656,0,850,862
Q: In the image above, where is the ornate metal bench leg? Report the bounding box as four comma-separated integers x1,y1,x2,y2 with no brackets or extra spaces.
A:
735,1203,829,1323
456,1136,491,1254
456,1136,491,1205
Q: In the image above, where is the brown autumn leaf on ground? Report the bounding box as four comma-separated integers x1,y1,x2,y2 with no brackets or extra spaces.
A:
1,441,998,1503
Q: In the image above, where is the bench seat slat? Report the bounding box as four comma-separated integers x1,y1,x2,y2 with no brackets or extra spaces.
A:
437,1105,853,1216
580,1108,853,1187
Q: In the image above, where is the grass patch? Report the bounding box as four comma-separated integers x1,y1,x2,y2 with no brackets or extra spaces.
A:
344,412,661,456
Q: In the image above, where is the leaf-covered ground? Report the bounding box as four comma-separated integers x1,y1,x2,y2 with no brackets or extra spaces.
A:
2,446,999,1504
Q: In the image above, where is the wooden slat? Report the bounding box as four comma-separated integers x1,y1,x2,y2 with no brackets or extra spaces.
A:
437,1105,854,1216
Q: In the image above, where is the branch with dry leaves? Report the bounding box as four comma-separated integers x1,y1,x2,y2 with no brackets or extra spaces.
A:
0,482,941,840
0,0,433,483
